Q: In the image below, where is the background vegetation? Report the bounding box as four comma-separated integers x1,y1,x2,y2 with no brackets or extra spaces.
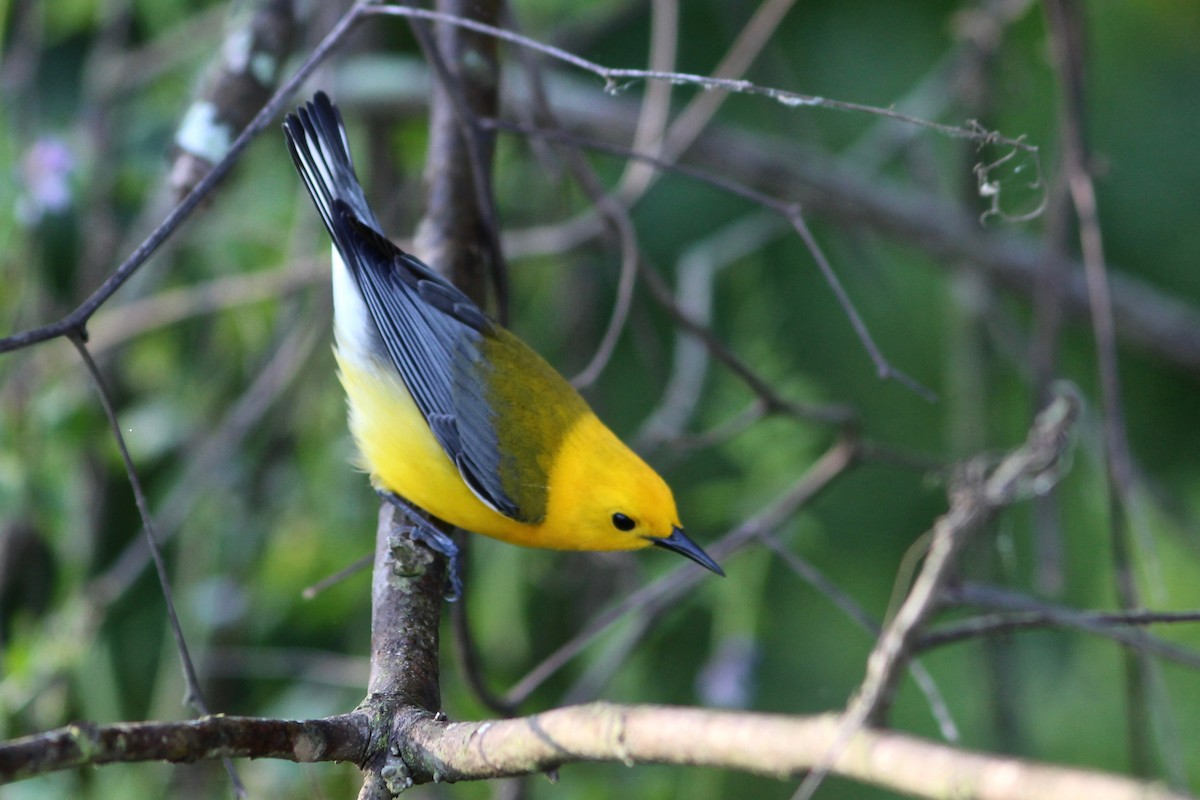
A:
2,0,1200,797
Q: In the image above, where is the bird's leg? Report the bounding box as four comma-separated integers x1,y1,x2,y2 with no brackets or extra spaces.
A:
376,490,462,602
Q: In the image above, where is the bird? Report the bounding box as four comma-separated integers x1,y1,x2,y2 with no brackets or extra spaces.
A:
282,92,723,597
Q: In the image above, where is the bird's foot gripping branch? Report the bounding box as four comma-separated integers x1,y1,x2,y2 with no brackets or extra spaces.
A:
378,489,463,601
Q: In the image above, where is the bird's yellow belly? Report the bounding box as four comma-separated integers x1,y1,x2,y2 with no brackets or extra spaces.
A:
336,350,539,545
335,349,656,554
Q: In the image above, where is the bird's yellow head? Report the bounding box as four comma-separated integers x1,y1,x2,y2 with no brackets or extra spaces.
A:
545,414,723,575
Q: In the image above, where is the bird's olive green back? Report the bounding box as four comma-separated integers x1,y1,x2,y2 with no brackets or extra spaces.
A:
477,327,590,523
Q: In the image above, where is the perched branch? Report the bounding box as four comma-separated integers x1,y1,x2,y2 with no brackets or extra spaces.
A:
3,705,1189,800
357,505,448,798
356,0,505,796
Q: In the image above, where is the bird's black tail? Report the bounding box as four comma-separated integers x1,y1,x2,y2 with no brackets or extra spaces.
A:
282,92,382,240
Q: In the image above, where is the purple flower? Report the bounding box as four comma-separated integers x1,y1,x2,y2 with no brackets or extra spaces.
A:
17,137,75,224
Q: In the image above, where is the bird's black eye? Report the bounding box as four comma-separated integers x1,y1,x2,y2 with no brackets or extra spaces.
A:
611,513,636,531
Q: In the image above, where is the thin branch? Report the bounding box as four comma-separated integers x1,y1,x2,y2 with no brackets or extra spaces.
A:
1042,0,1169,781
567,191,640,389
794,385,1082,800
67,334,244,796
484,117,932,401
636,260,857,425
788,209,936,400
596,0,824,408
927,583,1200,670
762,534,960,743
492,24,874,406
302,553,374,600
68,335,203,710
92,316,326,606
920,610,1200,669
485,119,857,425
365,5,1037,155
482,73,1200,377
618,0,798,201
656,399,768,453
2,317,326,723
615,0,678,199
635,213,789,447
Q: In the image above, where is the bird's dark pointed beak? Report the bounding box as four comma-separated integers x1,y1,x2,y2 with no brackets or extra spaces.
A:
650,526,725,576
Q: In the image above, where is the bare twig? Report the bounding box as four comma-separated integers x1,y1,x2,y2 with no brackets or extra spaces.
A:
763,535,959,743
67,334,244,796
481,73,1200,376
484,117,933,400
658,400,768,453
302,553,374,600
366,4,1037,154
92,316,326,606
1042,0,1172,781
920,590,1200,671
618,0,798,202
0,316,326,725
566,190,640,389
636,213,789,447
794,386,1081,800
614,0,676,201
493,21,873,408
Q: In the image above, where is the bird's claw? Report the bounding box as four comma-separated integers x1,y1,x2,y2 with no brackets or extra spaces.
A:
377,490,462,602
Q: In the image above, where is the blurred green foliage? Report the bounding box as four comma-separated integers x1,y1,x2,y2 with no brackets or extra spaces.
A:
3,0,1200,798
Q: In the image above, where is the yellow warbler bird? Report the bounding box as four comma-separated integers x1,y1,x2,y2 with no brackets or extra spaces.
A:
283,93,722,594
